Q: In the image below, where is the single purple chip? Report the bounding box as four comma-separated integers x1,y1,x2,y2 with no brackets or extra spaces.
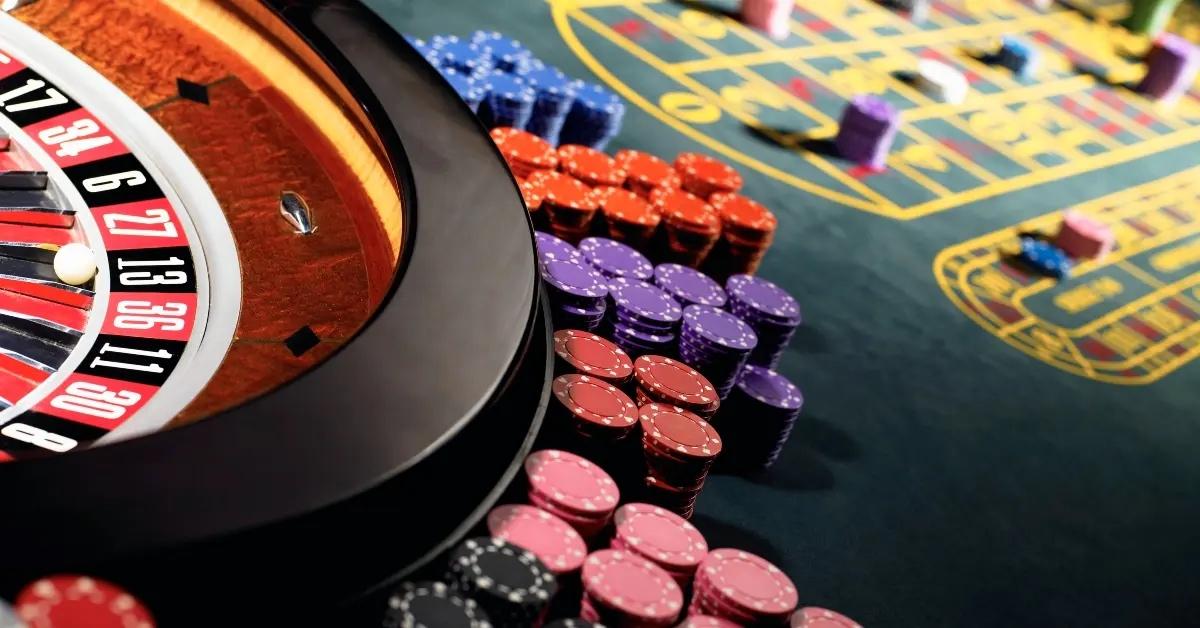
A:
682,305,757,352
609,277,682,324
541,258,607,298
536,231,581,262
579,237,654,280
653,263,727,308
736,365,803,411
726,274,801,324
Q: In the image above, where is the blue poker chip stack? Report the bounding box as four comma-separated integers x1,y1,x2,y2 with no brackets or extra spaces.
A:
439,68,486,113
653,263,728,309
605,277,683,358
539,256,609,332
1017,236,1072,279
472,30,535,75
716,365,804,472
996,35,1039,79
479,71,537,130
524,62,581,145
725,274,801,370
430,35,494,80
559,82,626,151
678,304,758,399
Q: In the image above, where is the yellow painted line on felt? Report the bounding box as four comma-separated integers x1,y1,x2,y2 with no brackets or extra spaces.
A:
903,74,1096,122
1117,259,1168,289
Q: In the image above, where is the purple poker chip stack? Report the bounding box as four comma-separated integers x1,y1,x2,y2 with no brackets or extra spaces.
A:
540,257,608,332
605,277,682,357
535,231,582,263
652,263,727,309
579,237,654,280
1136,33,1200,104
715,365,804,472
834,94,901,170
725,274,801,369
679,304,758,399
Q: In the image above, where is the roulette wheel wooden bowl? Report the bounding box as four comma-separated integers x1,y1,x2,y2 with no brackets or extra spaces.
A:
0,0,549,623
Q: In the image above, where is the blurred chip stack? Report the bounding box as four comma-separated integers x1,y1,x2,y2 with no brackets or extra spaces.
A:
653,263,728,309
705,193,777,279
835,94,901,170
491,127,558,178
1055,211,1115,261
441,68,487,113
617,150,682,199
525,450,621,540
996,35,1039,80
673,152,743,199
651,188,722,268
472,30,534,75
479,72,536,129
610,503,709,589
579,237,654,280
740,0,792,40
553,329,634,386
725,273,801,369
678,615,741,627
716,365,804,471
431,34,494,79
382,581,492,628
532,170,600,243
525,63,581,144
679,305,758,399
560,82,626,150
605,277,683,357
691,549,799,624
791,607,864,628
1135,33,1200,104
580,550,684,626
536,231,582,263
592,186,661,248
1123,0,1184,36
638,403,723,519
559,145,627,188
446,537,558,627
895,0,931,23
538,257,608,331
914,58,969,104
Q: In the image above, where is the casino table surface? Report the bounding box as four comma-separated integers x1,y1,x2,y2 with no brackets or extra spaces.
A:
378,1,1200,626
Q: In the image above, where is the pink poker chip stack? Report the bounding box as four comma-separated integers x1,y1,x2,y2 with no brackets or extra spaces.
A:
580,549,684,626
610,503,709,589
524,449,621,540
677,614,741,627
790,606,863,628
1054,211,1115,261
740,0,792,40
690,549,799,624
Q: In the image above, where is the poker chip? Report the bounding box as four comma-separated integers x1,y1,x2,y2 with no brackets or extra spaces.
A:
677,615,740,628
431,35,494,79
716,365,803,472
835,95,901,170
540,258,608,331
651,188,721,269
491,127,558,178
592,186,660,247
536,231,582,263
791,607,863,628
531,170,599,243
480,72,537,130
637,404,722,518
519,177,545,215
552,374,639,439
704,193,776,279
447,537,557,627
680,305,757,398
441,68,487,113
633,355,719,412
692,549,798,623
639,403,722,460
579,237,653,280
725,274,800,369
15,575,154,628
653,263,727,308
471,31,534,75
559,145,626,188
914,58,969,105
524,450,619,538
525,62,580,145
553,329,634,384
383,581,492,628
581,550,684,626
612,502,708,580
544,620,603,628
560,82,625,151
673,152,743,199
616,150,681,199
487,504,588,575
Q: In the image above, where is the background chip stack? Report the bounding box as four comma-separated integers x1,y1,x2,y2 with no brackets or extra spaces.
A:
532,170,600,243
472,30,534,75
679,305,758,399
715,365,804,472
617,150,682,199
678,615,741,627
605,277,683,357
673,152,742,199
1055,211,1115,261
447,537,557,627
553,329,634,386
653,263,728,310
740,0,793,40
690,549,799,624
441,68,487,113
430,34,493,79
705,193,777,280
525,63,580,144
487,504,588,577
791,607,864,628
479,71,536,129
592,186,661,248
725,274,801,369
539,257,608,331
550,374,640,458
610,503,709,589
525,450,621,540
579,237,654,280
580,549,684,626
995,35,1039,80
1135,33,1200,104
651,188,722,268
560,82,626,150
559,145,626,188
633,355,721,420
382,581,492,628
638,403,722,519
835,94,901,170
491,127,558,178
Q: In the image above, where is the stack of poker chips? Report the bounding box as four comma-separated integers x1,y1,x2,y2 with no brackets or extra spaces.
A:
638,403,723,519
446,537,558,627
679,305,758,399
1123,0,1184,36
553,329,634,387
654,263,728,310
1017,236,1072,279
835,94,901,170
546,620,604,628
440,69,487,113
479,71,537,129
560,82,626,150
632,355,721,420
1135,33,1200,104
430,35,494,80
792,607,864,628
525,63,581,145
739,0,792,40
382,581,492,628
486,504,589,577
580,550,684,626
705,193,778,280
616,149,681,199
525,450,621,540
610,503,709,589
536,231,582,263
914,58,969,105
725,274,801,369
579,237,654,280
1055,211,1115,261
559,145,627,188
539,256,609,331
678,616,741,627
491,127,558,178
894,0,931,23
715,365,803,471
674,152,743,199
550,374,639,450
605,277,682,358
592,187,662,248
690,549,799,624
532,171,600,243
652,188,723,268
995,35,1039,80
471,30,535,75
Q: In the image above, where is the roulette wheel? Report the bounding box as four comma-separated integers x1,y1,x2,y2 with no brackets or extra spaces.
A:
0,0,549,623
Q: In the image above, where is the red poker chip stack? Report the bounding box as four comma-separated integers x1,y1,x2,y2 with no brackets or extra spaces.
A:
650,188,722,269
16,575,156,628
638,403,722,519
632,355,720,420
519,176,545,219
580,549,684,627
592,186,662,248
486,504,589,576
673,152,743,199
532,170,600,244
616,149,682,199
691,549,799,625
704,192,777,279
552,374,639,443
525,449,621,540
491,127,558,178
553,329,635,386
791,606,863,628
559,144,627,188
610,503,709,589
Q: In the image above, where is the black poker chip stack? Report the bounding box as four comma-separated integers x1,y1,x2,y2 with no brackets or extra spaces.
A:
382,581,492,628
446,537,559,627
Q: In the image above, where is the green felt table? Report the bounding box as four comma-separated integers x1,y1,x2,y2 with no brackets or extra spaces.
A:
370,1,1200,625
